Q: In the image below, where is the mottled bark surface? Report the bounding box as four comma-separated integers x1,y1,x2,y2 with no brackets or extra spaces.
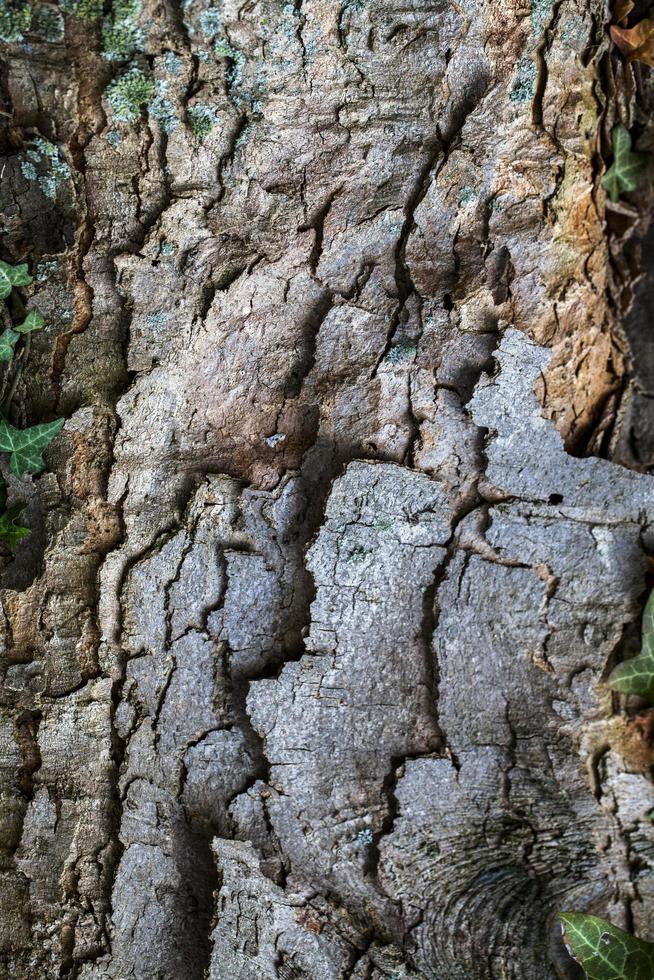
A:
0,0,654,977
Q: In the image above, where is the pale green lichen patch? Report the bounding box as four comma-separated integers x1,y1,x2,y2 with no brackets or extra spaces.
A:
531,0,554,38
106,66,154,123
199,7,221,38
34,4,64,41
21,137,71,199
510,57,536,103
227,48,246,88
458,185,477,207
59,0,102,19
187,103,218,139
145,310,167,331
102,0,143,61
182,0,247,90
345,546,372,563
0,1,31,43
214,37,237,59
149,80,178,133
20,161,37,181
235,123,254,148
35,260,58,282
164,51,183,75
385,342,417,364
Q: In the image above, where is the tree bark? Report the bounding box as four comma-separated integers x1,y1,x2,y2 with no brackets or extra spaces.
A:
0,1,653,978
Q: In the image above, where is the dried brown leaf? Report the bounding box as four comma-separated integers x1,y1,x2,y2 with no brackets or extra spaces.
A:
614,0,634,24
611,19,654,67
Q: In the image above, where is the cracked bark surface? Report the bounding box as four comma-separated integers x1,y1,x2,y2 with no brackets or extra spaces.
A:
1,0,654,978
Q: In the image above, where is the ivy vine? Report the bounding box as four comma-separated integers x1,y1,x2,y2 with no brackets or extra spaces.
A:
0,259,64,551
561,589,654,977
560,5,654,973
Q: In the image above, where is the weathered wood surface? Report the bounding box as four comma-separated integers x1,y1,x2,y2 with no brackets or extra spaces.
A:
0,1,653,977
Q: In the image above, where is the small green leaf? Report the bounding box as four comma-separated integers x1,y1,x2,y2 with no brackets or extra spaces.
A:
602,124,649,203
561,913,654,980
610,654,654,701
0,417,65,476
0,261,32,300
0,328,19,362
609,589,654,703
16,309,45,334
642,587,654,653
0,502,30,551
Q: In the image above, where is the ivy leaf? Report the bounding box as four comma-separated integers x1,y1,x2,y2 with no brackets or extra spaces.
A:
602,124,649,203
609,588,654,702
0,476,29,551
611,19,654,67
0,328,19,362
16,309,45,334
560,913,654,980
610,654,654,701
0,502,30,551
0,261,31,300
0,417,65,477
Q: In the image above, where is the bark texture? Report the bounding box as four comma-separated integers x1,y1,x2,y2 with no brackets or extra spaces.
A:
1,0,654,978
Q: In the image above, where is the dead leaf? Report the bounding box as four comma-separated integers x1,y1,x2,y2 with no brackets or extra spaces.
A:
614,0,634,24
7,126,23,150
611,19,654,67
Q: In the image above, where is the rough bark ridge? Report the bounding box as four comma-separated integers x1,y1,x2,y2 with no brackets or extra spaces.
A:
0,0,654,977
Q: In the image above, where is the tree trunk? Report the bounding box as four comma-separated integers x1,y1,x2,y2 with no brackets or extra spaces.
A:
1,1,653,977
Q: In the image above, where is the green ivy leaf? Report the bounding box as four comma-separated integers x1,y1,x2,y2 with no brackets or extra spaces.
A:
610,653,654,701
0,261,32,300
0,418,65,476
561,913,654,980
0,328,19,362
609,588,654,702
16,309,45,334
0,502,30,551
602,124,649,203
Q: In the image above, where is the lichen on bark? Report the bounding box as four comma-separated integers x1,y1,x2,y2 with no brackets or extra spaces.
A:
0,1,653,978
